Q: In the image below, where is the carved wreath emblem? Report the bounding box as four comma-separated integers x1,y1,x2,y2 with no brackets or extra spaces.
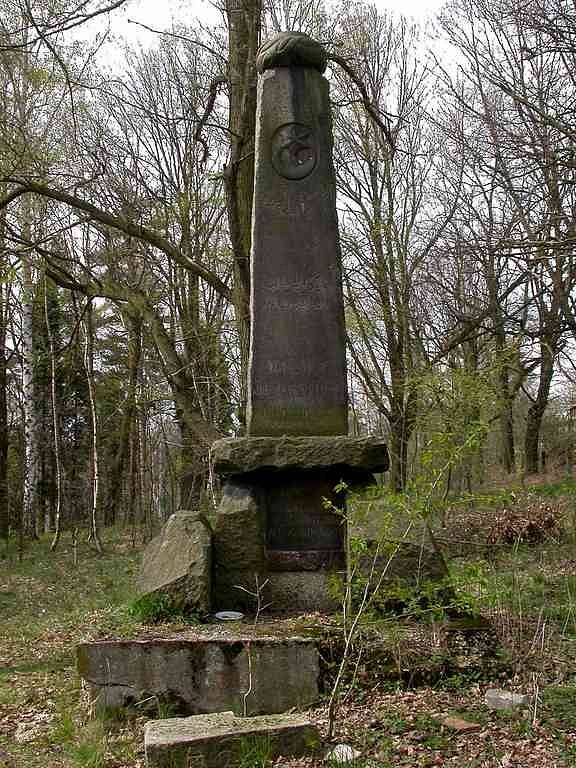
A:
271,122,318,180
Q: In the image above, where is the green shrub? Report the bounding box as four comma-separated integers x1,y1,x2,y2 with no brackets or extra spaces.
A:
330,537,481,623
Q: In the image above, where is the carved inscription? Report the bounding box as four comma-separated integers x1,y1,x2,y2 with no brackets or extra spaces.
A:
263,298,327,312
262,273,330,313
268,518,341,550
253,382,343,399
260,405,315,422
265,274,329,293
248,66,348,436
266,359,331,376
264,473,344,554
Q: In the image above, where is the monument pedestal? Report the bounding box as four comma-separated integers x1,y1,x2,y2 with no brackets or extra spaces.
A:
212,436,388,613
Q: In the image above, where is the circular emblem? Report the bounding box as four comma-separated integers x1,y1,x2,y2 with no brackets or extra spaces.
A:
271,123,318,180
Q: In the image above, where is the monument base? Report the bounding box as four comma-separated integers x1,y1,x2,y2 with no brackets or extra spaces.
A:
211,436,388,614
213,569,339,614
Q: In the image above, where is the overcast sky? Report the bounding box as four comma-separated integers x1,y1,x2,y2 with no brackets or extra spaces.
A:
100,0,445,51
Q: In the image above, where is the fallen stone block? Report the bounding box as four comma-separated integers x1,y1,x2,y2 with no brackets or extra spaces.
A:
144,711,320,768
137,511,212,616
485,688,530,711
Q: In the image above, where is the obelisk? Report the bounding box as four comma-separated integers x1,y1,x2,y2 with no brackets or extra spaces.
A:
247,32,348,437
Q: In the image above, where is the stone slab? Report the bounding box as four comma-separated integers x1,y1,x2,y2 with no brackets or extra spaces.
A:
263,471,344,551
137,511,212,615
247,65,347,436
77,635,319,716
212,435,389,476
212,470,346,607
145,711,320,768
213,472,346,589
256,31,328,73
485,688,530,710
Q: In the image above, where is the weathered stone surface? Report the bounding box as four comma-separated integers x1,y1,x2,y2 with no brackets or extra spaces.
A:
256,31,328,74
89,684,139,714
359,541,448,585
213,481,266,573
137,511,212,615
212,436,389,476
77,635,319,716
263,470,345,557
212,472,346,610
214,569,339,614
145,711,320,768
485,688,530,711
247,62,347,437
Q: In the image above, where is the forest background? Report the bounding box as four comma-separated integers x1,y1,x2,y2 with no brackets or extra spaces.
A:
0,0,575,548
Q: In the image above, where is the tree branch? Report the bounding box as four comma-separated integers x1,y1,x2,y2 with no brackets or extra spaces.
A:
0,182,233,301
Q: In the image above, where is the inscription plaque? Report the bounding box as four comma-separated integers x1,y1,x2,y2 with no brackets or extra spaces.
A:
263,471,345,571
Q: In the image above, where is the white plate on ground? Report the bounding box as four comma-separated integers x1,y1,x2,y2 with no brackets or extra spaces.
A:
214,611,245,621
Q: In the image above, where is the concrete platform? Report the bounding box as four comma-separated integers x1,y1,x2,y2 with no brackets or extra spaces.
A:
77,626,319,716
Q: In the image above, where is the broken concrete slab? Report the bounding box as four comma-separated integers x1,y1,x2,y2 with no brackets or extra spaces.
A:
137,511,212,616
77,633,319,716
212,435,389,476
144,711,320,768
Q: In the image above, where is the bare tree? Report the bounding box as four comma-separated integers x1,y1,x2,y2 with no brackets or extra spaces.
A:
333,6,461,489
441,0,576,474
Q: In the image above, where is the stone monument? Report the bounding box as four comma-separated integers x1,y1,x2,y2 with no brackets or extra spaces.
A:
212,32,388,613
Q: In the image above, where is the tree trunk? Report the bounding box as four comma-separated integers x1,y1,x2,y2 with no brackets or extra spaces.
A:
21,245,40,539
0,228,7,543
45,277,64,551
104,311,142,526
83,299,103,552
176,416,208,510
387,359,417,492
499,382,515,474
226,0,261,424
524,341,555,474
389,406,409,492
487,253,516,474
129,295,220,508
